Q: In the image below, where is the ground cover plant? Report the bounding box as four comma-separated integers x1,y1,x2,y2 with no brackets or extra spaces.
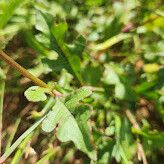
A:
0,0,164,163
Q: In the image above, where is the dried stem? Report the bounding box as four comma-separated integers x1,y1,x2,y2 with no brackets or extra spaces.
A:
122,15,159,33
125,109,147,164
0,50,48,89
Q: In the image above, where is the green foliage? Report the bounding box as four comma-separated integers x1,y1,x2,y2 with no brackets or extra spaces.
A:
65,87,92,111
0,0,27,29
41,87,95,160
24,86,50,102
0,67,6,80
0,0,164,163
102,64,120,85
42,99,96,161
0,116,46,163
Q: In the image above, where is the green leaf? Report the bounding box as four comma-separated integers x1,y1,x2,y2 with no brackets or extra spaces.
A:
112,115,132,164
82,63,102,86
0,0,28,29
51,27,83,82
40,14,83,83
51,22,68,44
67,35,86,58
65,87,92,111
132,128,164,141
0,67,6,80
115,83,125,99
115,83,137,101
42,56,71,73
41,99,97,161
135,81,157,94
105,126,115,136
85,0,104,6
41,86,92,131
35,10,49,34
102,65,120,85
91,33,131,51
24,86,49,102
102,16,122,40
24,31,49,56
132,128,164,149
58,69,73,89
74,105,95,153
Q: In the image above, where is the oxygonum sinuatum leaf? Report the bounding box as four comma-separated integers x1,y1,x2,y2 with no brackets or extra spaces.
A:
24,86,49,102
41,99,97,161
65,87,92,111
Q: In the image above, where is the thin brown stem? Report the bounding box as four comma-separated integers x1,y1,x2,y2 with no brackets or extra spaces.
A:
125,109,147,164
0,50,48,89
122,15,159,33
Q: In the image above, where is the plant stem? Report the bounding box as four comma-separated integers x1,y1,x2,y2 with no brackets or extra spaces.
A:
0,81,5,157
125,109,147,164
122,15,159,33
0,50,48,89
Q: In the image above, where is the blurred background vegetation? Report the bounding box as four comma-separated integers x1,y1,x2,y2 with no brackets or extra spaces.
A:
0,0,164,163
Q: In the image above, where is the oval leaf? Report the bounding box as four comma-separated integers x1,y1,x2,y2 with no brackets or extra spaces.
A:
24,86,49,102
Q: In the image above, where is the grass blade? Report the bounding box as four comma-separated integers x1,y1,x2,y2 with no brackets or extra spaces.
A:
5,118,21,151
0,81,5,156
11,132,33,164
36,148,57,164
0,116,46,163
